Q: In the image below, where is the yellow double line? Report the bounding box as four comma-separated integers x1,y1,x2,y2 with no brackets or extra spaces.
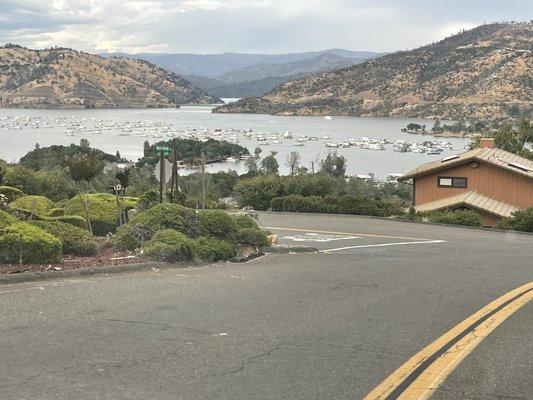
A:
364,282,533,400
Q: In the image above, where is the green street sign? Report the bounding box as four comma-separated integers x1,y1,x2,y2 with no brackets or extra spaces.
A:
156,146,171,151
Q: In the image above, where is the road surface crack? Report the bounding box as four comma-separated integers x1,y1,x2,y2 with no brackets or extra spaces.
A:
224,344,284,375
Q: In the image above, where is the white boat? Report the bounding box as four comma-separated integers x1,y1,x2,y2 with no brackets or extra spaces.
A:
324,116,333,120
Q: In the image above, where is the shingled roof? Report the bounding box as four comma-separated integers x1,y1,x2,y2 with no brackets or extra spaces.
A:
400,148,533,181
413,191,518,217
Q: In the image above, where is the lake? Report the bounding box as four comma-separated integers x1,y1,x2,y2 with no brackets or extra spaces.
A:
0,106,469,179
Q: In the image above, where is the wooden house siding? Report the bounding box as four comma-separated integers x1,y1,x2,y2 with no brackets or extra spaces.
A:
413,162,533,209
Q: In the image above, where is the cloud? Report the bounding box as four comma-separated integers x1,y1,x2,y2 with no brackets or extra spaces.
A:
0,0,530,53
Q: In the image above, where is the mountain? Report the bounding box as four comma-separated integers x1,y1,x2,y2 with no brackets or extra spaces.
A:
215,23,533,121
184,52,370,98
105,49,380,98
107,49,379,78
0,45,220,109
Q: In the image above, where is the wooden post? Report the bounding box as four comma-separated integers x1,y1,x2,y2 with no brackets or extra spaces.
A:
172,138,179,204
159,149,164,203
200,151,206,210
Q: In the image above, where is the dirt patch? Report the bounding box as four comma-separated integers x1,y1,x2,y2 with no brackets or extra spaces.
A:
0,237,141,275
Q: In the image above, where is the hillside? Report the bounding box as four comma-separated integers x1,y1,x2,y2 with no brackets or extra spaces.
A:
0,45,220,108
215,23,533,120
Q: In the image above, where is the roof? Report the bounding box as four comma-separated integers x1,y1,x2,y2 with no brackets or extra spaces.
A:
400,147,533,181
414,191,518,217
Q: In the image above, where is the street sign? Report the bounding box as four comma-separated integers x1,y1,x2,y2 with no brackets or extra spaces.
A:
154,159,172,183
156,146,172,156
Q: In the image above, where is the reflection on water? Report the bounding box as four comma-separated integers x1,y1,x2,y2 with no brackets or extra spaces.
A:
0,106,469,178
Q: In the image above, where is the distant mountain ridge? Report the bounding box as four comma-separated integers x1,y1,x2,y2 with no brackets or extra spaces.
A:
0,45,219,108
215,23,533,120
105,49,380,98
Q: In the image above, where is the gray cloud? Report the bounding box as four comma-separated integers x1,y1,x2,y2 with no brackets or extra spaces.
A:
0,0,531,53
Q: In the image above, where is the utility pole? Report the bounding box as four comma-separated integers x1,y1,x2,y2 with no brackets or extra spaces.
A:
200,151,206,210
171,138,179,204
159,149,164,203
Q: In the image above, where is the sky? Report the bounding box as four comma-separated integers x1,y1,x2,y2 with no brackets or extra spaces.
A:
0,0,531,54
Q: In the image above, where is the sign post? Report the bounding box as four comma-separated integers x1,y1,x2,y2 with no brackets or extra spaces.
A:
155,146,172,203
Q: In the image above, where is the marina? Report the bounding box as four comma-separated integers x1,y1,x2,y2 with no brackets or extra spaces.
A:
0,106,471,178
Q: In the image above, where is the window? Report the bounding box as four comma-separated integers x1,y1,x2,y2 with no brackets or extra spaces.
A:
438,176,467,188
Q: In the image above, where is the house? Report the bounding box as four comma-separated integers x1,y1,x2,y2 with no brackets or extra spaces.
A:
399,138,533,227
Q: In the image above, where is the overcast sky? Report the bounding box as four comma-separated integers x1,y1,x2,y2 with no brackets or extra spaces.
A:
0,0,531,54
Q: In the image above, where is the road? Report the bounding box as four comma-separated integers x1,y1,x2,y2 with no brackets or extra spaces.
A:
1,212,531,400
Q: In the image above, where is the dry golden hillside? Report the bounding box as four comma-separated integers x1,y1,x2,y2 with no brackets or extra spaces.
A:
0,46,220,108
215,23,532,120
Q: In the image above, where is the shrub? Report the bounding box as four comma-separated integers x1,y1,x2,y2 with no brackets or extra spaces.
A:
0,209,16,228
137,189,159,211
112,203,199,250
495,208,533,232
50,215,89,229
27,220,97,256
233,214,260,230
235,228,269,247
235,175,282,210
193,237,236,262
64,193,137,236
48,207,65,217
0,221,62,264
143,229,195,262
9,195,54,215
427,209,483,227
198,210,237,239
0,186,24,203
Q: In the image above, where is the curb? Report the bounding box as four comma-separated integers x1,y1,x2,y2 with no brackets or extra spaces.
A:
264,245,319,254
0,261,188,285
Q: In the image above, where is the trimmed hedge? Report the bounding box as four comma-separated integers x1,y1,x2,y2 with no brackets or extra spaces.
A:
9,195,55,216
0,186,24,203
143,229,196,262
28,220,97,256
64,193,137,236
0,221,62,264
48,207,65,217
0,210,16,228
271,194,400,217
193,237,236,262
198,210,237,239
50,215,89,229
495,208,533,232
427,209,483,227
235,228,269,247
112,203,200,250
233,214,260,230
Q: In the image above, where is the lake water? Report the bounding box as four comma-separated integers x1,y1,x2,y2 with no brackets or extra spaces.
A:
0,106,469,179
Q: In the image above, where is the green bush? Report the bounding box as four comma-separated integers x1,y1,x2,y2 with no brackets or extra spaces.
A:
235,228,269,247
49,215,89,229
137,189,159,211
48,207,65,217
9,195,55,215
235,175,282,210
64,193,137,236
112,203,200,250
427,209,483,227
270,194,400,217
143,229,196,262
193,237,236,262
495,208,533,232
233,214,260,230
0,186,24,203
0,221,62,264
198,210,237,239
0,209,16,229
27,220,97,256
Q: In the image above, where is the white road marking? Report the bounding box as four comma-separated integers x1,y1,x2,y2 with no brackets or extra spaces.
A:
282,233,361,242
322,240,446,253
0,279,95,294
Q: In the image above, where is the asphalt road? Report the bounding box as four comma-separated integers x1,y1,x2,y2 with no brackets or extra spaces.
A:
1,212,531,400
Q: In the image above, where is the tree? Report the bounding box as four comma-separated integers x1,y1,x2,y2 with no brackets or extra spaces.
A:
285,151,301,175
79,138,90,148
320,151,346,178
261,151,279,175
143,140,151,158
432,118,441,132
471,120,533,160
245,147,262,174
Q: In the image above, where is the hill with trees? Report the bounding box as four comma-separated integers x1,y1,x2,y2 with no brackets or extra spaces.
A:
215,23,533,120
0,45,220,108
